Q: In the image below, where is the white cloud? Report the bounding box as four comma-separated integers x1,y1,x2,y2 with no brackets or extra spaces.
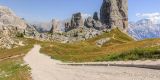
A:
136,12,160,24
81,13,91,19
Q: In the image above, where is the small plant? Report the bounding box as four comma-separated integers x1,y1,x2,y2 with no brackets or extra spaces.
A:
16,32,24,38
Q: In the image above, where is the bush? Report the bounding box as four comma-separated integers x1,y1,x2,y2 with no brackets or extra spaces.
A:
96,47,160,61
16,32,24,38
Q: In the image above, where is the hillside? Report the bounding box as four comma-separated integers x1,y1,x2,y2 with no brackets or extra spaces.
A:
0,6,27,49
39,29,160,62
37,28,156,62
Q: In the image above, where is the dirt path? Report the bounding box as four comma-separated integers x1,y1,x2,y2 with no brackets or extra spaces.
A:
0,54,25,62
24,45,160,80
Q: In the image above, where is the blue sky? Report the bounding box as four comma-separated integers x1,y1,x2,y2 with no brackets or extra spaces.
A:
1,0,160,23
0,0,102,22
129,0,160,22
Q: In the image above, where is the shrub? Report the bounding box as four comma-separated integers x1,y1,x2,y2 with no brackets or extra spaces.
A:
16,32,24,38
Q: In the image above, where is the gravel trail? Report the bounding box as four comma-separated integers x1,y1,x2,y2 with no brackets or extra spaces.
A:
24,45,160,80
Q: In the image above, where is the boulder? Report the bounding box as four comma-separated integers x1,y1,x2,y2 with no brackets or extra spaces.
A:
96,38,110,47
84,17,103,30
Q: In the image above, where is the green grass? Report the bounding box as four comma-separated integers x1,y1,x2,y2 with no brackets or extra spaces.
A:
86,28,134,44
0,38,34,59
40,38,160,62
96,46,160,61
0,57,31,80
0,38,36,80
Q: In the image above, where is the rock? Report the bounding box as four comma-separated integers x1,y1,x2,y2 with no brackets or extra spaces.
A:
71,12,84,28
64,22,72,32
64,12,84,32
93,12,99,21
93,20,103,30
84,17,103,30
100,0,128,31
96,38,110,47
0,6,27,49
84,17,94,28
0,6,27,30
0,26,23,49
50,19,61,33
24,24,39,38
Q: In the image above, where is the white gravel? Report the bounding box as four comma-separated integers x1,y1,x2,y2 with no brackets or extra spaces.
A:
24,45,160,80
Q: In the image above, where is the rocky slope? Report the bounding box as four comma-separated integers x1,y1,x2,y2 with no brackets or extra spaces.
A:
128,19,160,40
0,6,27,49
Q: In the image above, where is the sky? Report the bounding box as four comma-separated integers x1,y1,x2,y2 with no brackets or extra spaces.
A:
129,0,160,23
1,0,160,23
0,0,102,22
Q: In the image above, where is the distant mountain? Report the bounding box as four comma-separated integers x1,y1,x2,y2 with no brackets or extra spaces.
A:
128,19,160,40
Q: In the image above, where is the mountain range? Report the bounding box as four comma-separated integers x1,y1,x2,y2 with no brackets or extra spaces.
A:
128,19,160,40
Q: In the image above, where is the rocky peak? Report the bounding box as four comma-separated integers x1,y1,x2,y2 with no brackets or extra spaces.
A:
0,6,15,16
0,6,28,49
93,12,99,21
100,0,128,31
0,6,27,30
65,12,84,32
50,19,61,33
71,12,84,28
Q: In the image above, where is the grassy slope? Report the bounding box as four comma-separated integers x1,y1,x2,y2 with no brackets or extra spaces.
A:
0,28,159,80
40,28,160,62
96,39,160,61
40,28,150,62
0,38,35,80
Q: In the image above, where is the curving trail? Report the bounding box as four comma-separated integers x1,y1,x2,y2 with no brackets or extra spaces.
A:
24,45,160,80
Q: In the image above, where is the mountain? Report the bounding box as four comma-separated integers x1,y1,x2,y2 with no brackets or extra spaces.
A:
128,19,160,40
0,0,129,48
0,6,27,29
0,6,27,49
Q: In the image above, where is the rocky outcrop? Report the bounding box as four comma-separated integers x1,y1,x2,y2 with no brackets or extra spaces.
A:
0,6,27,30
71,12,84,28
84,12,104,30
100,0,128,31
84,17,103,30
64,22,72,32
93,12,99,21
50,19,61,33
0,6,27,49
96,38,110,47
64,12,84,32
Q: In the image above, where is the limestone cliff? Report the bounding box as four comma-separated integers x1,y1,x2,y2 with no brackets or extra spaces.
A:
100,0,128,31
